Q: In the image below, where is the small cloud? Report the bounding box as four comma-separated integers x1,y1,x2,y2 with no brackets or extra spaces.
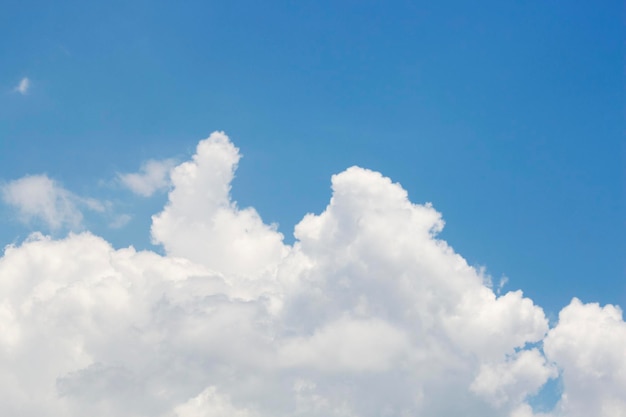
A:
81,197,107,213
14,77,30,95
497,276,509,295
118,159,177,197
109,214,132,229
1,174,103,231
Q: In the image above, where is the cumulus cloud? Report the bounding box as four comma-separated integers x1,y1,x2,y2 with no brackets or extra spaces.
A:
1,175,99,230
13,77,30,95
118,159,177,197
0,132,623,417
543,299,626,417
471,349,557,408
151,132,287,277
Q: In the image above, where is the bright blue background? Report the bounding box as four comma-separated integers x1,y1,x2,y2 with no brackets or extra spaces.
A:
1,0,623,322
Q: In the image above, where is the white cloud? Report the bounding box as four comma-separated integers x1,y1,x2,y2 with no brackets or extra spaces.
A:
279,316,410,372
174,386,259,417
108,214,132,229
1,175,111,232
0,132,623,417
2,175,84,230
118,159,177,197
543,298,626,417
471,349,557,408
14,77,30,95
151,132,288,277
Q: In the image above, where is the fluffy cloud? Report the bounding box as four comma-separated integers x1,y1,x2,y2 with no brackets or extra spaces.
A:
1,175,103,230
470,349,557,408
543,299,626,417
151,132,288,277
118,159,177,197
0,132,623,417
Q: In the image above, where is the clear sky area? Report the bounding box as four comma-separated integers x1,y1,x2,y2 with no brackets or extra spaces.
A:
1,1,624,416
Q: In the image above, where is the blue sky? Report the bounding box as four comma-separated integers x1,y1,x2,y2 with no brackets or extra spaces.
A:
0,2,624,415
3,0,622,315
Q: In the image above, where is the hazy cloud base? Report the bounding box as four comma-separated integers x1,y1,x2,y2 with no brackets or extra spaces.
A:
1,132,624,417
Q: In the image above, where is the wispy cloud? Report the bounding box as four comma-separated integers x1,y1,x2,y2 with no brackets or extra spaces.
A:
109,213,132,229
1,174,103,231
118,159,177,197
13,77,30,95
